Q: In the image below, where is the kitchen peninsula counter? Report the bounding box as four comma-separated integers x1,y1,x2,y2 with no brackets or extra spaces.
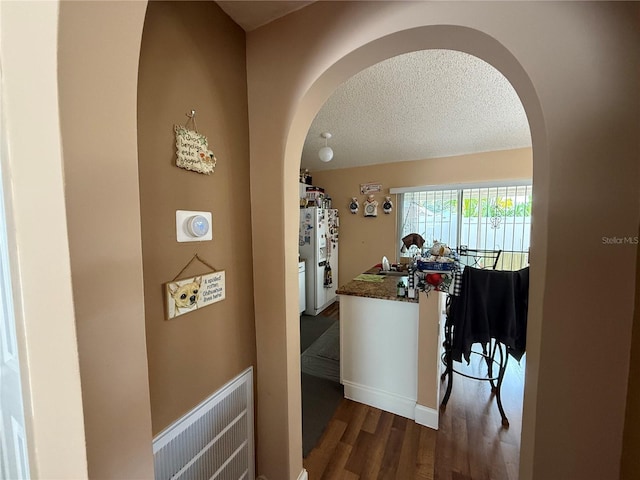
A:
335,268,417,303
337,266,443,430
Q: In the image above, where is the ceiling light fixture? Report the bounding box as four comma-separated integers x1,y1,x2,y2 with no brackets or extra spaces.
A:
318,132,334,162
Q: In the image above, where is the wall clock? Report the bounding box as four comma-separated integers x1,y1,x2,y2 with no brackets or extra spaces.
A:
363,195,378,217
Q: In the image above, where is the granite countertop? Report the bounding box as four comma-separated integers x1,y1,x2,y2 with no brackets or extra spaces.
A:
336,267,418,303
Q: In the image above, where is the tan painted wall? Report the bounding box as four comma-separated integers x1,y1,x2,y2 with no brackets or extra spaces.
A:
312,148,532,284
15,2,635,479
58,1,154,478
246,2,639,479
138,1,256,435
1,2,88,477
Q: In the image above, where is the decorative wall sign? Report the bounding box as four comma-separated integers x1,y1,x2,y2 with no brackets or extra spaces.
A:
165,271,226,320
163,254,225,320
174,110,217,175
360,182,382,195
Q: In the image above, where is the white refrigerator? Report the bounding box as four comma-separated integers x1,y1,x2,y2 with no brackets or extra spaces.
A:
299,207,339,316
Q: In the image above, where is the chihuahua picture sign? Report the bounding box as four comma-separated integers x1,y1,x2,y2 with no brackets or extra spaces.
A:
164,270,226,320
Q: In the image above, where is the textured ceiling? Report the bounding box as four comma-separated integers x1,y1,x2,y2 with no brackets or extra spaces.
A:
215,3,532,172
301,49,531,172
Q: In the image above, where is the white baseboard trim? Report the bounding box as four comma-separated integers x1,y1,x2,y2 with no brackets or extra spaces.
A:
414,404,439,430
343,380,416,420
297,468,308,480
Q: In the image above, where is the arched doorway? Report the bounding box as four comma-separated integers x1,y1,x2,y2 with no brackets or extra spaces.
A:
297,46,534,475
248,17,548,479
52,3,638,479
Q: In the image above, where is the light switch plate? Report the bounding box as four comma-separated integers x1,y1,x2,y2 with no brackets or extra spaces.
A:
176,210,212,242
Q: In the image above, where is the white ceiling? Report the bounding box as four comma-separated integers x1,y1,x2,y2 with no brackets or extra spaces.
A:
215,2,532,173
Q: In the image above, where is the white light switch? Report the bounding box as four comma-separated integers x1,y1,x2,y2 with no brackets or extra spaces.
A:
176,210,212,242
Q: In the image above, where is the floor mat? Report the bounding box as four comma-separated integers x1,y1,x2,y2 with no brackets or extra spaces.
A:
300,314,336,352
301,321,340,383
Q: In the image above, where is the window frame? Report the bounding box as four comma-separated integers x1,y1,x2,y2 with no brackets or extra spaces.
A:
393,180,532,269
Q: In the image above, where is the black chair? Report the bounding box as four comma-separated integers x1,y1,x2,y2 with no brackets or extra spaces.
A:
457,246,502,270
440,257,529,427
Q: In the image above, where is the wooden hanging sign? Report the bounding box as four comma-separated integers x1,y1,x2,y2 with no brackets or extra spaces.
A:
164,271,226,320
360,182,382,195
163,254,225,320
174,110,217,175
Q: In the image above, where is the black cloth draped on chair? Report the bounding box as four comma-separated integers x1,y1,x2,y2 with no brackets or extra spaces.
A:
449,266,529,364
441,265,529,427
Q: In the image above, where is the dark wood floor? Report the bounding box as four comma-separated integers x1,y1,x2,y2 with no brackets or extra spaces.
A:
304,399,436,479
435,351,524,480
303,301,524,480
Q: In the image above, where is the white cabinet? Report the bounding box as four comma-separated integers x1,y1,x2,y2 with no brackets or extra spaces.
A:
340,295,419,418
339,291,443,430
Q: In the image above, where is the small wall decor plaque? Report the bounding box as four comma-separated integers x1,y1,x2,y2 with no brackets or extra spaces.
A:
349,197,359,214
164,254,225,320
174,110,217,175
360,182,382,195
382,196,393,214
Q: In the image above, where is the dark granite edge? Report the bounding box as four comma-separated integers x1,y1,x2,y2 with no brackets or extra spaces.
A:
336,267,418,303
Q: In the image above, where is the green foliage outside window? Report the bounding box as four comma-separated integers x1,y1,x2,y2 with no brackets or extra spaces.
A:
410,195,531,219
462,196,532,218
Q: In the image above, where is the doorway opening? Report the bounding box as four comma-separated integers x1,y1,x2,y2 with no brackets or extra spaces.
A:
296,48,532,478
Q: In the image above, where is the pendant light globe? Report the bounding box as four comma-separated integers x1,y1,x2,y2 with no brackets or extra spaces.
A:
318,132,334,162
318,146,333,162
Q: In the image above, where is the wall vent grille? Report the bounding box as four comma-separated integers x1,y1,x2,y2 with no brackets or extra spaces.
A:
153,367,254,480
